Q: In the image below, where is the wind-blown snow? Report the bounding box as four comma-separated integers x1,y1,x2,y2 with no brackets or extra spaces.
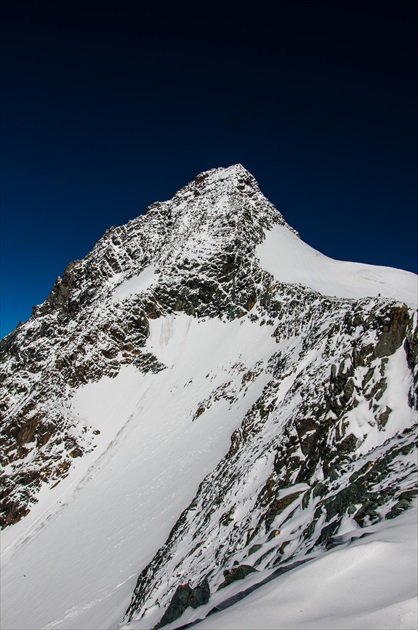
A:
257,224,417,306
119,504,418,630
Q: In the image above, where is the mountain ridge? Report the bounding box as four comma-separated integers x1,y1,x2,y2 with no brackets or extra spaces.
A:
0,165,417,630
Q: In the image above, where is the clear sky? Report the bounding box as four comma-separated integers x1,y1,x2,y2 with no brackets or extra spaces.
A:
1,2,417,339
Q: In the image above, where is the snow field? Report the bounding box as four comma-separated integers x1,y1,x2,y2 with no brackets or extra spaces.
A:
1,314,280,630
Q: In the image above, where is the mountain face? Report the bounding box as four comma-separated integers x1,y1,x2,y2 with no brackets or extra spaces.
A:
1,164,417,630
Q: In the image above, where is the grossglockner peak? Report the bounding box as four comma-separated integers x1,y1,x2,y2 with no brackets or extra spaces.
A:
1,166,417,630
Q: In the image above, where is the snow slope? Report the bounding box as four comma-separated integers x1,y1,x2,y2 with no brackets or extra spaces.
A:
120,505,418,630
192,504,418,630
1,315,280,629
257,224,417,306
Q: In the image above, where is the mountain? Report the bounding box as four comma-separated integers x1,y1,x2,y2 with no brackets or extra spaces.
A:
1,164,417,630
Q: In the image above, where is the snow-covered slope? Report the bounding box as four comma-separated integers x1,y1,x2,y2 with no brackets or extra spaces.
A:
258,223,417,305
189,505,418,630
0,316,282,629
1,165,417,630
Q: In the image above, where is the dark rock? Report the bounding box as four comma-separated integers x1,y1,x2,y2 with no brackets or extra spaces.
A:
386,499,411,519
69,447,83,458
316,521,339,549
378,406,392,428
155,578,210,629
156,584,192,628
386,489,418,519
247,544,263,556
374,305,410,358
189,579,210,609
264,491,303,530
193,405,206,421
218,564,256,589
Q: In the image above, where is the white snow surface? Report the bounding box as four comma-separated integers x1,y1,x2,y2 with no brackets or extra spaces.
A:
257,224,417,306
1,315,279,630
118,506,418,630
112,265,156,302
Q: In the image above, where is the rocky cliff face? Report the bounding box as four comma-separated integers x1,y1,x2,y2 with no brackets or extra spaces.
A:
0,165,286,527
0,164,417,630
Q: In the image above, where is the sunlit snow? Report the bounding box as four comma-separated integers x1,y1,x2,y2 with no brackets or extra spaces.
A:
257,224,417,306
1,315,279,630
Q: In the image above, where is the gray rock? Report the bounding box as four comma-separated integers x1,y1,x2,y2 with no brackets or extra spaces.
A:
219,564,256,589
155,578,210,629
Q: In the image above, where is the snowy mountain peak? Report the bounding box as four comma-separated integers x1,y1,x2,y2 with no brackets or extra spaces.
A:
144,163,288,233
1,166,417,630
193,163,260,192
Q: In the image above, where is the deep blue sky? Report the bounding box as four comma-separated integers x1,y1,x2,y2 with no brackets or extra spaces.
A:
1,2,417,338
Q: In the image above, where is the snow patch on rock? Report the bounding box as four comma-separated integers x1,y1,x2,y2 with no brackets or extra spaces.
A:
113,265,156,302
